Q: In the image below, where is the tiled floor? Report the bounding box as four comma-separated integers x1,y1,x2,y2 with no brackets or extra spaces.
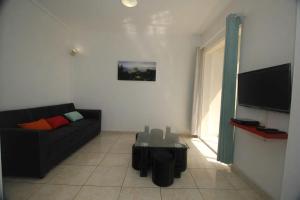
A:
3,132,267,200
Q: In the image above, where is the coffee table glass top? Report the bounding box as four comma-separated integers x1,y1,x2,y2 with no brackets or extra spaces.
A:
135,132,187,148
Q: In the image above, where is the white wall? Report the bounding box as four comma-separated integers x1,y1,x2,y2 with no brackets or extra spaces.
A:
0,0,72,111
71,30,199,132
201,0,297,199
281,1,300,199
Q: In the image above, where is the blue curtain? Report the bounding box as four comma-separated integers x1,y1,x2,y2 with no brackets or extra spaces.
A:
217,14,242,164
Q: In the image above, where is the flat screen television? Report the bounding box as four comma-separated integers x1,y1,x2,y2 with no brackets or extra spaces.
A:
238,63,292,113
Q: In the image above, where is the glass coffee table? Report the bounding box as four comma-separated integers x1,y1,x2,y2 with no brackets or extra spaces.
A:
133,130,188,178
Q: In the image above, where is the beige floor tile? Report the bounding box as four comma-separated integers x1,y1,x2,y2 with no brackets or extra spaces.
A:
199,189,244,200
91,135,118,144
4,165,64,184
74,186,121,200
5,133,262,200
119,187,161,200
118,138,135,144
169,171,197,188
186,138,217,160
238,189,268,200
188,147,206,156
118,133,136,143
188,153,216,169
79,141,113,153
123,167,158,188
62,152,105,166
100,154,130,167
100,132,122,140
190,169,233,189
50,165,95,185
28,184,80,200
101,131,123,136
161,188,204,200
86,166,127,187
184,140,205,153
109,141,133,153
214,162,232,172
117,132,136,137
224,172,250,189
4,182,42,200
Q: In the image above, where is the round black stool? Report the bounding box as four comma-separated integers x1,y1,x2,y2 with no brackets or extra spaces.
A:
173,147,187,178
151,150,175,187
132,144,141,170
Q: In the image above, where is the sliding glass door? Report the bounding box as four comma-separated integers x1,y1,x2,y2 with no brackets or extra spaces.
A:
199,39,225,152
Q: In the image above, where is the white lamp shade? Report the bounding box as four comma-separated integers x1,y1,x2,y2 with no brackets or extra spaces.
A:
121,0,138,7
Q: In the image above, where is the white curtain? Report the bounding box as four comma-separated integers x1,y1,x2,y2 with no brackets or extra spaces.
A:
191,47,205,136
200,41,225,142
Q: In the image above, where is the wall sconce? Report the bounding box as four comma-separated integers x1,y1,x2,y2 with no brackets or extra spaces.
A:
70,48,80,56
121,0,138,8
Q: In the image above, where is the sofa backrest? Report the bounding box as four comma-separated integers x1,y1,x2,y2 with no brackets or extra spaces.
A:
0,103,75,128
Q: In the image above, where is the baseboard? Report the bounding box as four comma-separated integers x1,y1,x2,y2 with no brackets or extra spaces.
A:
102,130,136,134
177,133,196,137
231,165,273,200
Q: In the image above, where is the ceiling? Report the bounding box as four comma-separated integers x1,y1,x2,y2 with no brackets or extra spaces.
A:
36,0,232,35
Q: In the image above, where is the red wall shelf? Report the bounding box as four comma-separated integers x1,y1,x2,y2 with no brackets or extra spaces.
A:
231,120,288,140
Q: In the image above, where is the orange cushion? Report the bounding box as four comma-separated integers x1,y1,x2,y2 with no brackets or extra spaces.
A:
18,119,52,131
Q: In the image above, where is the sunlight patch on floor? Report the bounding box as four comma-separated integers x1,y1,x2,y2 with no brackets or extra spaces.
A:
191,138,217,159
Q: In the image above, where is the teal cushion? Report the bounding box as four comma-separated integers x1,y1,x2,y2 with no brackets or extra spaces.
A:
64,111,84,122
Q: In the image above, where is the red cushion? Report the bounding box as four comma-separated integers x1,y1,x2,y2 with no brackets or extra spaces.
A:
46,116,69,129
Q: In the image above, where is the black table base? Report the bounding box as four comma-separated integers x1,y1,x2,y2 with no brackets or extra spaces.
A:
132,145,187,179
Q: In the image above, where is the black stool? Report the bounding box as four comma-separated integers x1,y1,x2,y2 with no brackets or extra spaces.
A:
132,144,141,170
172,147,187,178
151,150,175,187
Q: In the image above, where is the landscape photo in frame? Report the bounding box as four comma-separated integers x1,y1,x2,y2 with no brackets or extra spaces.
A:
118,61,156,81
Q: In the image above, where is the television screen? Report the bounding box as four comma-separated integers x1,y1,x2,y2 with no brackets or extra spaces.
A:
238,63,292,113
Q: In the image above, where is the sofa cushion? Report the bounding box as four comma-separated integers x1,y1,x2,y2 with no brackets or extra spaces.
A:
69,119,98,128
47,126,79,143
46,116,69,129
18,119,52,131
64,111,84,122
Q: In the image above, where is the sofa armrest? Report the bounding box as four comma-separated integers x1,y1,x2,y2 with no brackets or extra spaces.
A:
0,128,49,177
76,109,101,120
0,128,48,146
0,128,48,154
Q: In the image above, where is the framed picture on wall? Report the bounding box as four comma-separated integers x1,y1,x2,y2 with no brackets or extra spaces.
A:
118,61,156,81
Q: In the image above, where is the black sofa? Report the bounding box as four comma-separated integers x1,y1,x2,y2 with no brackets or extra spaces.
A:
0,103,101,178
